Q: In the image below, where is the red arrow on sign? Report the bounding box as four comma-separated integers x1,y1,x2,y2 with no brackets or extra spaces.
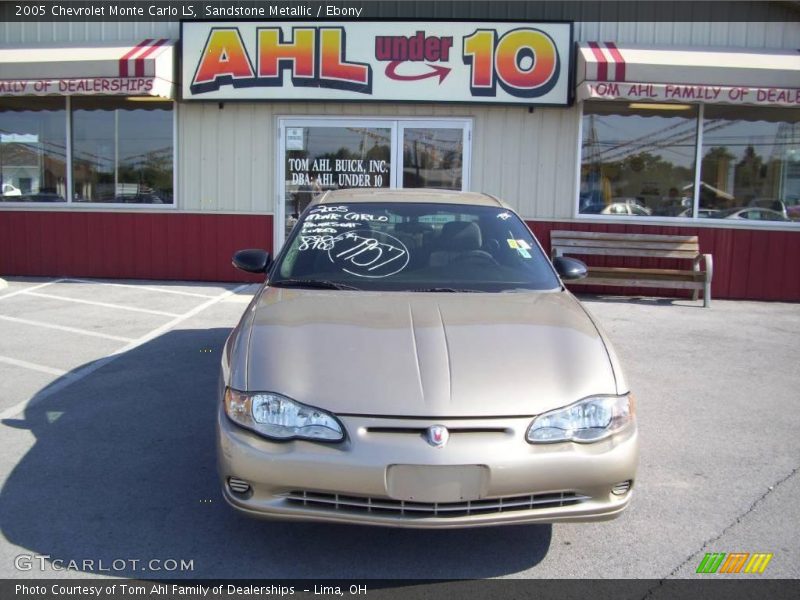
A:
384,61,451,84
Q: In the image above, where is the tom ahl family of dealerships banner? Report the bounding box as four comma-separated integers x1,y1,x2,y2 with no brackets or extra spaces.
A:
181,21,573,105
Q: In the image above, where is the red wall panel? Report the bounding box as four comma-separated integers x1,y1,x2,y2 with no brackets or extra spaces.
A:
0,211,797,299
527,220,800,302
0,211,272,283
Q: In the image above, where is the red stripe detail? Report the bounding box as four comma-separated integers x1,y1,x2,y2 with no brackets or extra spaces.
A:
134,38,168,77
605,42,626,82
587,42,608,81
119,39,153,77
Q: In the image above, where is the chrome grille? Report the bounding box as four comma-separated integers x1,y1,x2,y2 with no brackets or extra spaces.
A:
282,490,590,517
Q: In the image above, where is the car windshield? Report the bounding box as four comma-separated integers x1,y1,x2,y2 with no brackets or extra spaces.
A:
271,202,560,292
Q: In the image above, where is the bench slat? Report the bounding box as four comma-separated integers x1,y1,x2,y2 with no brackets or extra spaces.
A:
575,277,705,290
552,238,699,252
555,247,700,259
551,230,698,244
590,267,705,280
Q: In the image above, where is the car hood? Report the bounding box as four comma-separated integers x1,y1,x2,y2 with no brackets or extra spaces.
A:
241,287,619,417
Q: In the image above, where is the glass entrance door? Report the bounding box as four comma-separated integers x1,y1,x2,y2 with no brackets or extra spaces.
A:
277,118,471,247
280,119,393,239
398,121,470,191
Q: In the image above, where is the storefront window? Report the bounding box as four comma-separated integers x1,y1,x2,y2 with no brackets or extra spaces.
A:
580,101,698,217
700,105,800,222
0,97,67,203
72,98,173,204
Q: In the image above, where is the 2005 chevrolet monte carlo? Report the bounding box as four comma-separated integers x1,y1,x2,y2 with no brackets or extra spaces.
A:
218,189,638,528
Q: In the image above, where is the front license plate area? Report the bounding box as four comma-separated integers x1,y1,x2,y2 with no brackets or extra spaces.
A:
386,465,490,503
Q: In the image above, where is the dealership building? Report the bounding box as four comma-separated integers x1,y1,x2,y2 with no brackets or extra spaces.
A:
1,2,799,300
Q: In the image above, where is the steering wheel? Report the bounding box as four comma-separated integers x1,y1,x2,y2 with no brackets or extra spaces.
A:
452,250,501,267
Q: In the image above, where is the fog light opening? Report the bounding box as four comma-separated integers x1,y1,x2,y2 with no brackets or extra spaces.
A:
228,477,251,494
612,480,633,496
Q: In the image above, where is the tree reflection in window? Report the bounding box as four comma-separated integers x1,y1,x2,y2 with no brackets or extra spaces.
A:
580,101,698,217
0,97,67,202
71,97,173,204
700,105,800,221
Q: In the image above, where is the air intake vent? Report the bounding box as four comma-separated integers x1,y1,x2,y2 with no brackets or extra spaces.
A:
282,490,590,518
365,427,510,435
228,477,251,494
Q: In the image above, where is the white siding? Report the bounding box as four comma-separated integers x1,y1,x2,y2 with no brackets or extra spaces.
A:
575,21,800,49
470,105,579,219
0,21,178,43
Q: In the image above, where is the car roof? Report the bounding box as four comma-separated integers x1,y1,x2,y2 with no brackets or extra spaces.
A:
311,188,508,208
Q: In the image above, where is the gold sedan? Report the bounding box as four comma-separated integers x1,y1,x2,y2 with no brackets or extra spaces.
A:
217,189,638,528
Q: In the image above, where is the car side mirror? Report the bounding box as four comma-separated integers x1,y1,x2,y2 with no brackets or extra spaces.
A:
232,249,271,274
552,256,587,281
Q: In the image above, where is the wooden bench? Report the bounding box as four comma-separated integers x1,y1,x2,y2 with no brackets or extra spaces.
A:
550,231,714,307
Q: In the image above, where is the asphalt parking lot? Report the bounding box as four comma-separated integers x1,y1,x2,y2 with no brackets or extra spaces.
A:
0,277,798,580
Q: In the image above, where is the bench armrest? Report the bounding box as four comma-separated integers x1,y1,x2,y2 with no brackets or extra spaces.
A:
692,253,714,307
693,253,713,282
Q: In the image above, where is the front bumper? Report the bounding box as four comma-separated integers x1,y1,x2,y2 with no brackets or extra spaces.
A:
216,406,639,528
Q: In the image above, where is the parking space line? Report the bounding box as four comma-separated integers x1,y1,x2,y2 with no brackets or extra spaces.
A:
61,278,221,299
0,355,68,378
0,279,64,301
0,315,135,343
0,283,251,420
21,291,182,317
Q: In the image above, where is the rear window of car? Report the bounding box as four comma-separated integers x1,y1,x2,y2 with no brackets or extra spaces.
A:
271,202,560,292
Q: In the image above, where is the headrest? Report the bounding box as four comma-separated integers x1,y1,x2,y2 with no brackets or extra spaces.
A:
395,221,433,234
438,221,482,251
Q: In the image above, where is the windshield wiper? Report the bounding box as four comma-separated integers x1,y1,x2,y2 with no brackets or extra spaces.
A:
410,287,484,293
270,279,362,291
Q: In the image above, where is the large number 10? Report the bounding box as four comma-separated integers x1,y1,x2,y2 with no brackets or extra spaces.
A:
462,28,560,98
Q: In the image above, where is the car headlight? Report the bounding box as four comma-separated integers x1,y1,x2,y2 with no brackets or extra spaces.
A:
224,388,345,442
526,394,635,444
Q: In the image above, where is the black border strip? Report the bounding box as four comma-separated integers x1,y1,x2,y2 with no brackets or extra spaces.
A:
3,579,800,600
2,2,800,23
